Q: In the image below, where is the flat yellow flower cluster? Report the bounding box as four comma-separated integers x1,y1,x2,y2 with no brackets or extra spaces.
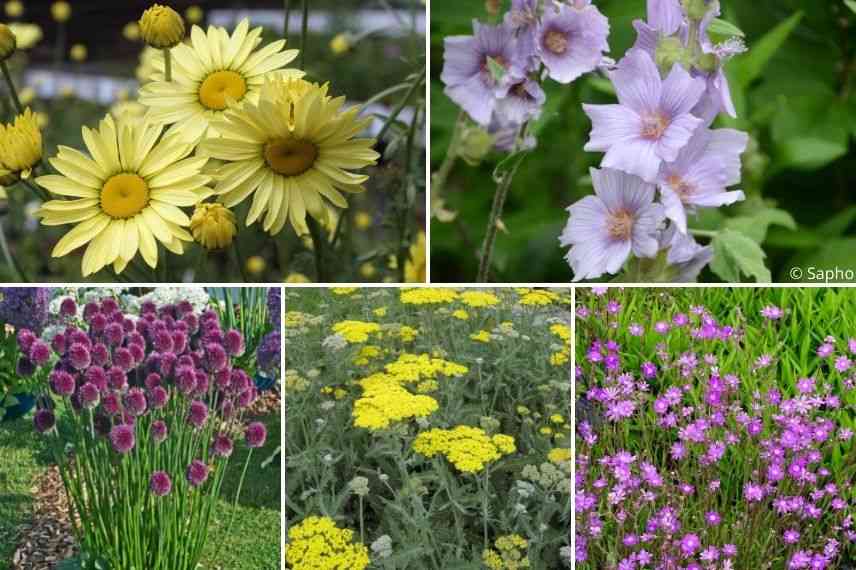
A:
550,323,571,366
517,289,564,306
285,516,369,570
395,325,419,342
471,330,492,343
352,353,467,430
400,288,459,305
332,320,381,343
353,344,383,366
482,534,531,570
412,426,516,473
459,290,500,307
548,447,572,464
331,288,358,295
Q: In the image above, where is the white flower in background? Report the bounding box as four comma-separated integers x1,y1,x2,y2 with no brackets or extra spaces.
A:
371,535,392,559
322,334,347,351
137,287,210,313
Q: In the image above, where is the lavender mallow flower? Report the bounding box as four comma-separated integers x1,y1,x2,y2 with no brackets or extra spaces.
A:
659,224,714,282
561,167,665,281
441,20,518,126
583,49,706,183
535,1,609,84
657,127,748,232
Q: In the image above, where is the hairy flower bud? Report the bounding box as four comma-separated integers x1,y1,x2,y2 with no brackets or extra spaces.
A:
139,4,185,49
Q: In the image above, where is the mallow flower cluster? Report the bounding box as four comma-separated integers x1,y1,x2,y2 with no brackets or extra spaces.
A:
20,295,268,570
441,0,609,148
574,291,856,568
561,0,749,282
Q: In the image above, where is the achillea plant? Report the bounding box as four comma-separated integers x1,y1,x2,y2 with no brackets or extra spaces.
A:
19,295,267,570
575,287,856,569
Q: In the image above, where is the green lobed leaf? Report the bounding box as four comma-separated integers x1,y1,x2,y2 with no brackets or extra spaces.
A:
730,11,804,89
845,0,856,15
710,229,772,282
723,207,797,243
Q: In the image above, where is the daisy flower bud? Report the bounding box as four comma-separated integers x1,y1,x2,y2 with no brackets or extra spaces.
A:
0,108,43,179
139,4,185,49
0,23,17,61
190,203,237,250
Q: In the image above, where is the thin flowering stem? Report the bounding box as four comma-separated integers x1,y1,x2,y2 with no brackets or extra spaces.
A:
299,0,309,71
690,228,718,239
375,69,425,143
431,111,465,198
305,216,328,282
284,0,291,37
0,60,23,114
163,48,173,82
0,218,27,281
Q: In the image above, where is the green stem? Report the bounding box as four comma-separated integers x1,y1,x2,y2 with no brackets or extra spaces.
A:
299,0,309,71
19,177,50,202
306,216,328,282
163,48,172,82
431,111,465,197
376,69,426,143
0,61,23,114
284,0,291,37
0,217,27,281
689,228,718,239
53,22,66,70
231,238,250,282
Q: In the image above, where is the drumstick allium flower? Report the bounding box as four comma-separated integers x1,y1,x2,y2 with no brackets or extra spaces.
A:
35,115,211,276
561,167,665,281
199,77,379,236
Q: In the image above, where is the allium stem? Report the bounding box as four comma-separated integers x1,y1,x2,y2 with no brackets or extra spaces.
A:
163,48,173,82
476,123,528,282
299,0,309,71
0,61,23,115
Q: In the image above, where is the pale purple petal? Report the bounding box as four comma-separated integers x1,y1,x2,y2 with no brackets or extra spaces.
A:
659,184,689,233
660,224,713,281
537,3,610,84
440,35,482,86
660,64,707,117
705,128,748,186
495,78,545,124
656,113,703,163
631,20,660,56
603,137,661,183
593,166,656,214
632,203,666,258
647,0,684,35
609,49,662,114
564,195,610,243
445,75,496,126
582,104,642,151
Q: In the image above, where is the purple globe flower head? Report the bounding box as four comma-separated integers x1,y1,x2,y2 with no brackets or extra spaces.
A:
657,127,747,233
176,300,193,316
583,49,706,183
212,433,234,457
224,330,245,357
215,368,232,390
561,167,665,281
104,322,124,346
51,333,66,355
172,331,188,355
102,392,121,415
186,460,209,487
140,300,157,315
245,421,267,448
107,366,128,391
113,347,134,371
535,1,609,84
205,343,228,372
29,340,51,365
109,424,136,454
82,302,100,321
194,371,210,395
658,223,713,282
59,297,77,317
50,370,76,397
100,297,119,315
145,372,162,390
16,356,36,377
177,367,197,395
68,342,92,370
149,470,172,497
441,20,518,126
220,399,235,419
127,332,145,348
85,366,107,392
121,316,135,333
201,309,219,325
231,369,251,394
0,288,51,334
90,313,107,334
159,352,177,377
68,328,91,348
34,408,56,433
128,343,145,365
177,355,195,369
149,386,169,410
237,388,257,409
182,313,200,334
151,419,168,443
91,343,109,367
125,387,148,416
154,330,174,353
17,329,36,353
187,400,209,428
79,382,101,409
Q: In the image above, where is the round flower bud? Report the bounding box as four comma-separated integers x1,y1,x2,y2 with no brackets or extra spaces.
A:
69,43,87,62
139,4,185,49
4,1,23,18
0,23,17,61
190,203,236,250
50,1,71,23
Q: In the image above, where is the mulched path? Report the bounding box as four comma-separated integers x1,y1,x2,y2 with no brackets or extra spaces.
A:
11,467,76,570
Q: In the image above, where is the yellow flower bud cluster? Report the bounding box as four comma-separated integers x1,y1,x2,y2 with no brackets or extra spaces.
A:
412,426,516,473
482,534,531,570
285,516,369,570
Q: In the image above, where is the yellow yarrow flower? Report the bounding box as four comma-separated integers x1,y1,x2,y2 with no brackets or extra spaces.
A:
400,288,458,305
460,290,500,307
548,448,572,464
285,516,370,570
452,309,469,320
373,306,387,317
138,4,184,48
50,1,71,23
139,18,301,142
200,77,379,236
35,115,210,276
284,272,311,283
331,320,380,343
0,108,42,179
352,378,438,430
189,202,236,250
413,426,516,473
404,231,426,283
518,289,560,305
470,330,491,343
483,534,531,569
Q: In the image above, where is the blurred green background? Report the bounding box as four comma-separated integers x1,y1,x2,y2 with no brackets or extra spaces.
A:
1,0,424,283
430,0,856,283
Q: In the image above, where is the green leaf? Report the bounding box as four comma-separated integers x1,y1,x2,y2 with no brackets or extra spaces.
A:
817,206,856,237
723,207,796,243
730,11,804,89
587,76,616,97
619,252,681,283
845,0,856,15
785,238,856,282
710,229,772,283
777,137,848,170
707,18,745,40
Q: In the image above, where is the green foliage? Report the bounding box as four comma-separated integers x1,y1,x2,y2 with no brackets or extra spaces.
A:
710,229,772,282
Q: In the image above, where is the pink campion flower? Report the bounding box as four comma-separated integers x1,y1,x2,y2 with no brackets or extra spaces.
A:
848,338,856,354
535,1,609,84
583,49,706,183
817,343,834,358
784,529,801,544
788,551,811,569
761,305,784,320
700,546,719,562
680,533,700,557
562,167,664,281
834,356,851,372
796,377,816,394
628,323,644,336
723,544,737,558
744,482,764,502
657,127,747,233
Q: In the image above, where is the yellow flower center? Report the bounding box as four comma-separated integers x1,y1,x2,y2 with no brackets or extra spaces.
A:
544,30,569,55
641,112,669,140
667,174,694,202
607,209,635,240
198,70,247,111
263,138,318,177
101,173,149,218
